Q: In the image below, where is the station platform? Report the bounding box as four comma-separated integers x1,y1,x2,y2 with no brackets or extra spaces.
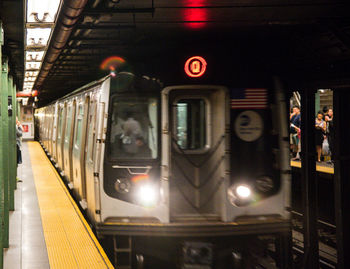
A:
4,141,113,269
290,160,334,174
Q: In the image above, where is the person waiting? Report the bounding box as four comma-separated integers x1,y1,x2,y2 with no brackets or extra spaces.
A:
315,111,326,162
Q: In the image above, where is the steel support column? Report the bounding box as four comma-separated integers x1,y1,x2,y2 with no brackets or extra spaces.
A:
8,76,15,211
300,88,319,268
333,89,350,269
14,84,18,191
1,58,9,249
0,20,3,269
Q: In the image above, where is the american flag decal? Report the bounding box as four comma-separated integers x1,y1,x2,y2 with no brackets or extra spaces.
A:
230,88,268,109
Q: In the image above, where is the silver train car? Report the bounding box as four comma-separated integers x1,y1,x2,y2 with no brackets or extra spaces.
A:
35,72,291,268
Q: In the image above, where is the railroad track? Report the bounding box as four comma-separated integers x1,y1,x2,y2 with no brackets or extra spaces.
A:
291,211,337,268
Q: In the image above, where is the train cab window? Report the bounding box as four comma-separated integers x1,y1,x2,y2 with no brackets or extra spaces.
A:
175,98,208,151
108,97,158,160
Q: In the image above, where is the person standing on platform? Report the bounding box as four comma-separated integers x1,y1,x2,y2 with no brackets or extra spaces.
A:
315,111,326,162
290,105,301,160
16,117,23,165
325,108,334,163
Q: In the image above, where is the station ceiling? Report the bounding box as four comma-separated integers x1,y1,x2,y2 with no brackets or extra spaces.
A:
0,0,24,88
1,0,350,106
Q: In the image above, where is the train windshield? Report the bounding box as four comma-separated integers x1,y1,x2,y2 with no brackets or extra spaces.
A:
108,96,158,160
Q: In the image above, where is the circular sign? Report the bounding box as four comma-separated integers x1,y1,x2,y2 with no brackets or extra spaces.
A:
184,56,207,77
234,110,263,142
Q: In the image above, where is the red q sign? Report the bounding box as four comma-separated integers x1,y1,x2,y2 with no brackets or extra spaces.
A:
184,56,207,77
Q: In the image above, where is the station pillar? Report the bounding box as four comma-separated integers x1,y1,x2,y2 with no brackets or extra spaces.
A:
0,20,3,269
300,88,319,268
333,89,350,269
1,58,10,249
8,76,16,211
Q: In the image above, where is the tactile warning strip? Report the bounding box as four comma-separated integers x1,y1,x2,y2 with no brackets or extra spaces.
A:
28,141,114,269
290,160,334,174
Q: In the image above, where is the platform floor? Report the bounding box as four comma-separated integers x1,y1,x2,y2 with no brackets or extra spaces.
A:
290,160,334,174
4,142,113,269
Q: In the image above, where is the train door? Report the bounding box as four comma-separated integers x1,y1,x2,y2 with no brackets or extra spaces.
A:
47,106,53,155
72,96,90,203
52,103,58,162
57,103,67,172
63,100,76,182
43,108,48,149
162,85,230,222
85,96,99,221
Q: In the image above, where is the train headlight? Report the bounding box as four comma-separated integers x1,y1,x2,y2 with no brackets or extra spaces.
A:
136,184,157,207
115,178,131,194
256,176,274,193
227,184,252,206
236,185,251,198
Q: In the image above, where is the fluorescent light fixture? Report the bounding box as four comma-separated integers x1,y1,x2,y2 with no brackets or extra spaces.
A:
24,81,34,84
27,0,61,23
26,61,41,70
26,28,51,47
25,77,36,82
26,51,45,61
25,71,39,77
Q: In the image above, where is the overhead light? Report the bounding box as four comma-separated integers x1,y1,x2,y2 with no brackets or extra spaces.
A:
27,0,61,23
26,28,51,47
26,51,45,62
25,71,39,77
26,61,41,70
25,77,36,82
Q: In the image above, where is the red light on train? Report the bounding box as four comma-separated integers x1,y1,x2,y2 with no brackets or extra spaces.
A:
184,56,207,77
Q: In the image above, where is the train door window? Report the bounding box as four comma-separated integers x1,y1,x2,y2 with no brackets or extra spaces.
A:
75,104,84,147
90,102,97,161
174,98,209,151
65,106,72,141
58,107,63,139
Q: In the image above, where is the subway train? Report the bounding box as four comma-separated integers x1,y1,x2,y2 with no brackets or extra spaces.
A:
35,61,291,268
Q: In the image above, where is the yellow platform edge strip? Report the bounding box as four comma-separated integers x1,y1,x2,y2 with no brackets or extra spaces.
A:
28,141,114,269
290,160,334,174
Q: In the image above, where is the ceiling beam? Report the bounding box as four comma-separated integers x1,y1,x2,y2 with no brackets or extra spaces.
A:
83,7,154,15
76,24,135,30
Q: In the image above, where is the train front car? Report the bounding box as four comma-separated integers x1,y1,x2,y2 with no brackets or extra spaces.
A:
100,73,167,224
98,75,291,268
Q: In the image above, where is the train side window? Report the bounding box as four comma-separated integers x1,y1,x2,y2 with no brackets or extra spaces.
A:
174,98,208,151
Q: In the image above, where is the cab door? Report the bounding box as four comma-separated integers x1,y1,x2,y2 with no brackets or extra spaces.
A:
72,96,90,202
57,103,66,172
63,100,76,182
85,95,99,221
162,85,230,222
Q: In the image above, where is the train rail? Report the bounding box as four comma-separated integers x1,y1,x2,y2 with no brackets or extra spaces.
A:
291,211,337,268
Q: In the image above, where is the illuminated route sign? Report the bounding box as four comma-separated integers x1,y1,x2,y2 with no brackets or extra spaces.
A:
184,56,207,77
